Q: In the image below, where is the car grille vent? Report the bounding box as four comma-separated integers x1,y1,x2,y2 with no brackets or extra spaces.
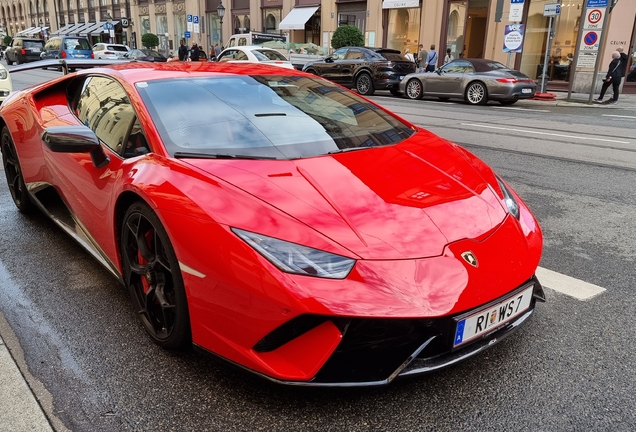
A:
253,315,328,352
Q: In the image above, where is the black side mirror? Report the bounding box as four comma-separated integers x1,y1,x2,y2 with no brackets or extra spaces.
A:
41,126,110,168
325,56,334,63
436,68,442,75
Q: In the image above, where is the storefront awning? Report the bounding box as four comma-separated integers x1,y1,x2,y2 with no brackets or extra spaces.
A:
279,6,319,30
91,21,119,35
72,22,95,35
15,27,36,36
59,23,83,35
51,24,72,36
82,22,104,36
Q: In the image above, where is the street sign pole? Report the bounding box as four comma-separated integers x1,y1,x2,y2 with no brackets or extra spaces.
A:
540,15,553,94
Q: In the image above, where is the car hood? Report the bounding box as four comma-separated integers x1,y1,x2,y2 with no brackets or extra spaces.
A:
183,130,508,259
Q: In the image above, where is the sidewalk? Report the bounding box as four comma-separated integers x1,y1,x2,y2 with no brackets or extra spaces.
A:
0,335,53,432
521,91,636,109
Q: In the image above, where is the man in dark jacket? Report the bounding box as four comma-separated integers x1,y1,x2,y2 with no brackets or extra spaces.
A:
190,42,200,62
617,46,629,79
594,51,622,105
178,40,188,61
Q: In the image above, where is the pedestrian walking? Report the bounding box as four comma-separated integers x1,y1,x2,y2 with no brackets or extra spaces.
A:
190,42,200,62
617,46,628,82
424,44,438,72
417,44,427,73
178,40,188,61
594,51,622,105
214,43,221,58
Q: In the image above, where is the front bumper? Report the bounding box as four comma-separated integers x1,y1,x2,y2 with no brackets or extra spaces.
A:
197,276,545,387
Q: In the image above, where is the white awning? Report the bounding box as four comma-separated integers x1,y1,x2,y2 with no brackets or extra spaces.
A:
72,22,95,35
16,26,35,36
51,24,72,36
59,23,83,35
279,6,319,30
83,22,104,36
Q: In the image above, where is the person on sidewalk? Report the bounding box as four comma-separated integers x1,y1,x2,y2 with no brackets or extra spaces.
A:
594,51,622,105
424,44,438,72
617,46,629,83
416,44,427,73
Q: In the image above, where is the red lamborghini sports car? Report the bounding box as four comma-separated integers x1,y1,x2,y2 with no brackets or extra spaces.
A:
0,61,544,386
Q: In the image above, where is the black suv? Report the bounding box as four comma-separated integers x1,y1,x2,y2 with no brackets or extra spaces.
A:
303,47,416,96
5,37,45,65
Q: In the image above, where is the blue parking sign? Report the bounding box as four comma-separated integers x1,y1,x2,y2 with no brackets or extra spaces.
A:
187,14,192,22
193,16,199,24
184,31,191,38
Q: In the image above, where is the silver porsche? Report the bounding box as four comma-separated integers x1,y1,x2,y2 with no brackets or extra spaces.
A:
398,58,536,105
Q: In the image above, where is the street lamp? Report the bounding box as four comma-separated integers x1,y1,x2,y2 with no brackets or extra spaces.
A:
106,13,113,43
217,0,225,47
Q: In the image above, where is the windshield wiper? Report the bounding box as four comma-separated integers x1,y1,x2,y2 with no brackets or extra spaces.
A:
327,147,372,155
174,152,280,160
254,113,287,117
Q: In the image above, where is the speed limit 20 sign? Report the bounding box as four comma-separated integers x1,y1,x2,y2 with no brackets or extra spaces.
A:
583,7,605,30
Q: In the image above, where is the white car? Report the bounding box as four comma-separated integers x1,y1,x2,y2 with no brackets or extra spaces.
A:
0,62,12,103
216,46,294,70
92,43,130,59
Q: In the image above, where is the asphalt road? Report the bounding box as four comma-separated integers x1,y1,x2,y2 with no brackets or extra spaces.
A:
1,67,636,431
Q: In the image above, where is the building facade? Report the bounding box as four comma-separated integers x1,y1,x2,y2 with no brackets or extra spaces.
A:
0,0,634,89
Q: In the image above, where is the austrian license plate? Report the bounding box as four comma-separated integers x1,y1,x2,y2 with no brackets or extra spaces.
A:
31,48,41,53
453,286,534,348
521,88,532,94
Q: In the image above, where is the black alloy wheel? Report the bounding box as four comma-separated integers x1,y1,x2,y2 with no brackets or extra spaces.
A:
465,81,488,105
355,72,375,96
405,78,423,100
1,127,32,213
120,202,191,349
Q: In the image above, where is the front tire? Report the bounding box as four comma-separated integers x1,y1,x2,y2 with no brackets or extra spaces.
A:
355,72,375,96
120,202,191,350
405,78,423,100
465,82,488,105
1,127,33,213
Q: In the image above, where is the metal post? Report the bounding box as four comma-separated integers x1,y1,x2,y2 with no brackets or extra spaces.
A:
540,15,553,94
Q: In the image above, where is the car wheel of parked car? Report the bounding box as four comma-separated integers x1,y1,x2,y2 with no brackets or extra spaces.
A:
405,79,423,100
305,68,318,75
355,72,375,96
120,202,191,350
1,127,33,213
465,82,488,105
499,99,518,106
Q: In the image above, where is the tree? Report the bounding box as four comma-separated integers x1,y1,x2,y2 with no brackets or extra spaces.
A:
331,25,364,50
3,35,11,46
141,33,159,49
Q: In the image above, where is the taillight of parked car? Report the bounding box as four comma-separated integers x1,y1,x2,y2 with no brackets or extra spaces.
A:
91,52,95,58
104,51,115,55
497,78,517,84
61,51,67,58
21,48,26,55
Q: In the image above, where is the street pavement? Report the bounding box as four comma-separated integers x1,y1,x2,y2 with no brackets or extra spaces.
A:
0,87,634,432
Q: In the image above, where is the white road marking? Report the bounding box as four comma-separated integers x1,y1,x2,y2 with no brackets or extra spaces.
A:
536,266,605,300
461,123,631,144
490,106,551,113
601,114,636,119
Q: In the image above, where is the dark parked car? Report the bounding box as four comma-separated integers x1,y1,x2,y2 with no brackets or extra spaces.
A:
5,37,45,65
125,49,167,62
302,47,416,96
399,58,537,105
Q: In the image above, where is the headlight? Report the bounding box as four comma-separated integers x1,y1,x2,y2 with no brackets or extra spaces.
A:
496,176,520,219
0,69,7,80
232,228,355,279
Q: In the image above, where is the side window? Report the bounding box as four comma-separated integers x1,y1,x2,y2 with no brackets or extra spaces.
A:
235,50,249,61
238,37,247,46
217,50,236,62
75,76,149,157
345,50,364,60
330,48,348,61
227,38,235,47
44,40,54,51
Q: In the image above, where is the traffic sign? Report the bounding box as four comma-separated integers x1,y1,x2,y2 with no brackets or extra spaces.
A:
509,0,524,22
187,14,193,32
193,15,200,34
586,0,608,7
583,7,605,30
103,23,114,30
543,3,561,16
184,31,191,38
121,18,130,28
579,30,602,51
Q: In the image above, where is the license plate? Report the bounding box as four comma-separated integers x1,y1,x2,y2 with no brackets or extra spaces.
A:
453,286,533,348
75,54,86,58
521,88,532,94
31,48,41,53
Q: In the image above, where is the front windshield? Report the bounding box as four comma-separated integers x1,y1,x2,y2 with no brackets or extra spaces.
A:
135,75,414,159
